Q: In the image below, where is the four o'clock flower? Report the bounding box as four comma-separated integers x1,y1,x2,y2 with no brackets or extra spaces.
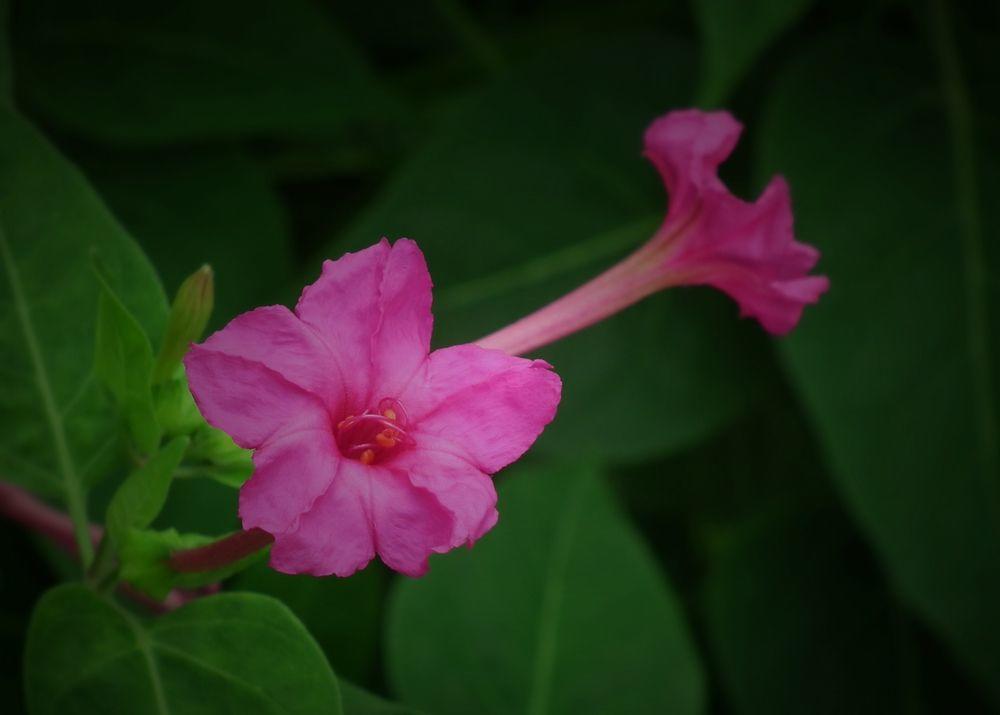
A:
184,240,561,577
476,109,829,355
180,107,828,581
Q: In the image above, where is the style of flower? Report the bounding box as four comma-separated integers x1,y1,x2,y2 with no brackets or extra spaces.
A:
184,240,561,577
476,109,829,355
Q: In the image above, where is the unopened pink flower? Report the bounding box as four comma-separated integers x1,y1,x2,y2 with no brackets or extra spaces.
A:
477,109,829,355
185,240,561,577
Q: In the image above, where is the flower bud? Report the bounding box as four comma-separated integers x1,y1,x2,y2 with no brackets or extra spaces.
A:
153,265,214,384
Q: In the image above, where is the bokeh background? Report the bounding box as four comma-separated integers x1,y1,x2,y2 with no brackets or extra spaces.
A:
2,0,999,713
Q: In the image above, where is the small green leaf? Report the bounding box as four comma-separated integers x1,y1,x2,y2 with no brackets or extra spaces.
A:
25,584,342,714
120,528,266,600
387,464,704,715
693,0,815,105
153,373,204,438
152,264,213,384
93,261,161,454
185,424,253,488
105,436,189,549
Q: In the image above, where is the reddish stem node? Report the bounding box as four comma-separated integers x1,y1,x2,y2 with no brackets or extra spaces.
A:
168,527,274,573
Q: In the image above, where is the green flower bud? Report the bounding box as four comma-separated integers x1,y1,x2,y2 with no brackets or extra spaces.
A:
153,265,213,384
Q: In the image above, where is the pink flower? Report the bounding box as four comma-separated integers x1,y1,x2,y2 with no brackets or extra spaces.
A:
642,110,829,334
184,240,561,577
477,109,828,355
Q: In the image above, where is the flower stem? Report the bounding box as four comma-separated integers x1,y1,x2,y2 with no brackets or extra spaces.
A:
168,528,274,573
475,238,675,356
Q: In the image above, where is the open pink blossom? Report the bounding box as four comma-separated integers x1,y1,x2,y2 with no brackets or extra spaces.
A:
477,109,829,355
184,239,561,577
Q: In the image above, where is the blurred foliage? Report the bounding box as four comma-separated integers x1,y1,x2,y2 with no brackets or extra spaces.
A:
1,0,998,714
388,464,704,715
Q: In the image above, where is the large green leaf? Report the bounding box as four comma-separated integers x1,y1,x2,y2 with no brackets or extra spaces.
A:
339,682,423,715
332,36,766,462
82,149,293,328
233,562,388,685
0,106,167,501
692,0,815,105
25,584,342,714
15,0,396,144
704,507,907,714
387,464,704,715
758,33,1000,699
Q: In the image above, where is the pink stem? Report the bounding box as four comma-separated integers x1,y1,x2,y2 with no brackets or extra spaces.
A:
0,480,101,553
169,528,274,573
0,480,222,610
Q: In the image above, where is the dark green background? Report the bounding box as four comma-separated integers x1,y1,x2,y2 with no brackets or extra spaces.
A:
1,0,998,712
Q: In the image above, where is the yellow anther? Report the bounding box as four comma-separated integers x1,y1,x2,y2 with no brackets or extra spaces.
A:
375,430,397,448
382,408,397,421
337,415,354,431
360,449,376,465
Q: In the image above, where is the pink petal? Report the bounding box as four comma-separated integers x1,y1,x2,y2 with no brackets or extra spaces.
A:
200,305,345,412
294,239,432,409
370,467,454,577
644,108,742,223
268,460,374,577
184,346,328,450
239,422,340,535
393,444,499,548
643,110,828,334
370,239,434,398
402,344,562,474
268,460,453,578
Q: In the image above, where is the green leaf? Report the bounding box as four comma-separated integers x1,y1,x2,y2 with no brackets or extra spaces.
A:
81,149,294,329
15,0,396,144
106,436,189,549
704,507,908,714
340,682,423,715
0,0,11,105
233,562,388,685
120,528,266,601
153,265,213,385
757,32,1000,700
387,464,704,715
153,375,204,439
25,584,342,714
0,106,167,502
184,424,253,488
332,36,765,462
93,263,161,454
693,0,815,105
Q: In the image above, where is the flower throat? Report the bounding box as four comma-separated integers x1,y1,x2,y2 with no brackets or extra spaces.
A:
335,397,414,465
